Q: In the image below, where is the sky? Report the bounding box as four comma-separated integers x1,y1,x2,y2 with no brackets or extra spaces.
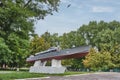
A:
35,0,120,36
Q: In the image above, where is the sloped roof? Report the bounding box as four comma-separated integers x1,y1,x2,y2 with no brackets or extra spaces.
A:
26,45,90,62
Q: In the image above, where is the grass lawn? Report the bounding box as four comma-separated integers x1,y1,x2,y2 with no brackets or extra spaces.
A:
0,71,89,80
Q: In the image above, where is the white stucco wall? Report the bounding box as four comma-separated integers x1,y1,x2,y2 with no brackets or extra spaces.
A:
51,59,62,67
34,60,47,67
30,59,66,73
29,66,66,74
34,60,41,67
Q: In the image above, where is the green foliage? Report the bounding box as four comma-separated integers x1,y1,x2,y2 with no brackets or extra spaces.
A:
79,20,120,51
111,53,120,68
70,58,85,70
60,31,86,49
30,35,50,54
83,48,114,71
0,71,89,80
0,38,12,67
7,33,30,67
0,71,45,80
79,20,120,69
0,0,60,68
0,0,60,40
41,32,60,47
62,59,73,66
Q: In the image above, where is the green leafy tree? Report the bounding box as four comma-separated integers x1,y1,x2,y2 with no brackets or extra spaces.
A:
93,29,114,51
0,0,60,40
30,35,50,54
78,21,120,69
7,33,30,67
0,38,11,68
0,0,60,67
83,48,114,71
70,58,85,70
60,31,85,49
79,20,120,50
41,32,60,47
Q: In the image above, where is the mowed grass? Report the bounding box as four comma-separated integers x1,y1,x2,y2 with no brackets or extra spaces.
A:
0,71,45,80
0,71,89,80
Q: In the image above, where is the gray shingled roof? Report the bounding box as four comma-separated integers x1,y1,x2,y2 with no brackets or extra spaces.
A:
26,45,90,62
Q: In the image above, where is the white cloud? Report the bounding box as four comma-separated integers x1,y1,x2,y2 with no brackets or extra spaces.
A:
92,6,114,13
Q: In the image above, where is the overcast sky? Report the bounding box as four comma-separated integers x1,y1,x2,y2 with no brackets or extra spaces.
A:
35,0,120,36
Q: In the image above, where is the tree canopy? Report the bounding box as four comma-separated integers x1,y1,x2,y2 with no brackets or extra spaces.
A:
83,48,114,71
0,0,60,68
80,21,120,70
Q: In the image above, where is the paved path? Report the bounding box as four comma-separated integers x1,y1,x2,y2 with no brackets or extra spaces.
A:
25,72,120,80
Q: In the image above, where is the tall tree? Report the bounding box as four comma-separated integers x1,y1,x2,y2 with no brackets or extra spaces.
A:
30,35,50,54
60,31,85,49
79,21,120,69
41,32,60,47
0,38,11,68
0,0,60,39
79,21,120,50
83,48,114,71
7,33,30,67
0,0,60,67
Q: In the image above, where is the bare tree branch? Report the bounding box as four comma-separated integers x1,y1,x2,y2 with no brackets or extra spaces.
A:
24,0,32,8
